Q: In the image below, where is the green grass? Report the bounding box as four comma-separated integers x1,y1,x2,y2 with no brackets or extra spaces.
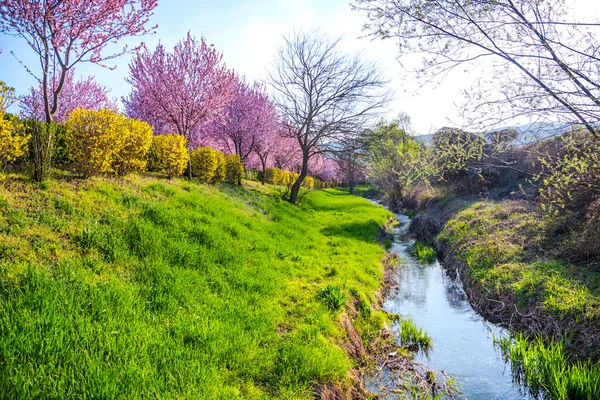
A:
498,334,600,399
408,241,437,264
438,200,600,395
0,173,392,399
438,200,599,333
399,318,433,355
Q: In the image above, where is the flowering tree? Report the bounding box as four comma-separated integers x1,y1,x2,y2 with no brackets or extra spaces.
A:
253,124,286,184
0,0,157,124
211,77,278,163
20,70,118,122
124,33,236,176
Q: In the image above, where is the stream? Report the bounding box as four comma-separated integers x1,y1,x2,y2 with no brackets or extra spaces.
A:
366,212,531,399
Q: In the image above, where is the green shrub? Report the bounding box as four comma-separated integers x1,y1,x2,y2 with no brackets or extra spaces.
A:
50,123,71,167
408,241,437,264
244,168,260,182
317,284,347,312
265,167,283,185
223,154,243,184
153,134,189,179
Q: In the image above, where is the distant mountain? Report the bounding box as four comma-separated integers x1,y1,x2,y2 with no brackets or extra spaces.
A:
411,122,586,146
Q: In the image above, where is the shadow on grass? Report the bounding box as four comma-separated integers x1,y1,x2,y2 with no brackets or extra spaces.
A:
320,220,381,243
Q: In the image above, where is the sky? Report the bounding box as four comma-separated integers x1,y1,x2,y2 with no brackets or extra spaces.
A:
0,0,598,135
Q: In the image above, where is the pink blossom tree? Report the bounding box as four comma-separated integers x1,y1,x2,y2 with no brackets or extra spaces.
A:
124,32,236,177
0,0,158,123
254,124,286,184
211,78,278,163
20,70,118,122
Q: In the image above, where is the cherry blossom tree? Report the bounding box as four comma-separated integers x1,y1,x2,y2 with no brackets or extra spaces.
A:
0,0,158,123
124,32,236,177
211,77,278,163
20,70,118,122
254,123,286,184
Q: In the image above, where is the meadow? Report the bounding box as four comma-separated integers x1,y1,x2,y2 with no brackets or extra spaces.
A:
0,173,392,399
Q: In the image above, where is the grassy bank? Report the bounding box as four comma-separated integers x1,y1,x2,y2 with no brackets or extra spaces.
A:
431,199,600,398
0,173,392,398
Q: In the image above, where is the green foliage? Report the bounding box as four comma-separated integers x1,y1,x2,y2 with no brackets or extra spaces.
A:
50,123,71,167
22,119,57,182
431,128,486,180
499,334,600,400
153,134,189,179
537,130,600,216
0,175,392,398
0,80,16,111
190,147,226,184
365,120,425,210
399,318,433,355
408,241,436,264
317,284,347,311
224,153,243,184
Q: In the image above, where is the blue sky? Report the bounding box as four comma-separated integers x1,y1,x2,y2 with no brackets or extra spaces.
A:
1,0,598,134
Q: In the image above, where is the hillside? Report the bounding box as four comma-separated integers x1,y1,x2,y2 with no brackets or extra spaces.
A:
0,173,392,399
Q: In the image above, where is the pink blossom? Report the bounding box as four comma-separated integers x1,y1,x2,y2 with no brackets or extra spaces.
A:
20,70,118,122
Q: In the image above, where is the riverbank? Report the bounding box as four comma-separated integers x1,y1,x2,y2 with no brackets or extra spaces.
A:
409,197,600,397
0,173,395,398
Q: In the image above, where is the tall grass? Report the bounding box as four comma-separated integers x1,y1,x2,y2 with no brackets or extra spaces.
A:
498,334,600,399
399,318,433,356
408,241,437,264
0,174,392,399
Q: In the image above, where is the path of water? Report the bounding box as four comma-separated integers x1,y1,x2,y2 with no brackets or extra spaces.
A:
367,213,530,399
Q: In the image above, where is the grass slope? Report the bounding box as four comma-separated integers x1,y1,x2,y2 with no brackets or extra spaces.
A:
437,200,600,398
0,174,391,399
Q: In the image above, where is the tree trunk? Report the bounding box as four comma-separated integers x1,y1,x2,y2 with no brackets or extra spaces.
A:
288,153,308,204
261,159,267,185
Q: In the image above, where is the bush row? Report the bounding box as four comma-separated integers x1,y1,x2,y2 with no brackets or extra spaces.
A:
2,108,331,190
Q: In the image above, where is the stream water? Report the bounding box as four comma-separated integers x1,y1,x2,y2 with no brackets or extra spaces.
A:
367,212,531,399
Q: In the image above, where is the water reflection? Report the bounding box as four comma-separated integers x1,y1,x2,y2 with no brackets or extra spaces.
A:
383,215,530,400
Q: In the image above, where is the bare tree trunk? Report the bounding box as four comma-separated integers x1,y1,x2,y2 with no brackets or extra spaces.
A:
288,154,308,204
261,159,267,185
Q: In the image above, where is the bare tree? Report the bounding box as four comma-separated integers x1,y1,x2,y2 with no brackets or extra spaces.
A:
268,30,390,204
354,0,600,138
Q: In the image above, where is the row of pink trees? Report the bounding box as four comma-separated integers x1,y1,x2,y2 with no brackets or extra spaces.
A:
123,32,338,184
0,0,341,185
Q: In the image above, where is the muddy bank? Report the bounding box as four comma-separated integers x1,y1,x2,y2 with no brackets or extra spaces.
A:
322,216,452,399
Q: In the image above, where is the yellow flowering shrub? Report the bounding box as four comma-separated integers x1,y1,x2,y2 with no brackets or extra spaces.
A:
224,154,244,184
191,147,226,184
0,113,29,170
114,118,153,176
153,134,189,179
303,176,315,188
66,109,126,178
213,150,226,184
265,167,283,185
